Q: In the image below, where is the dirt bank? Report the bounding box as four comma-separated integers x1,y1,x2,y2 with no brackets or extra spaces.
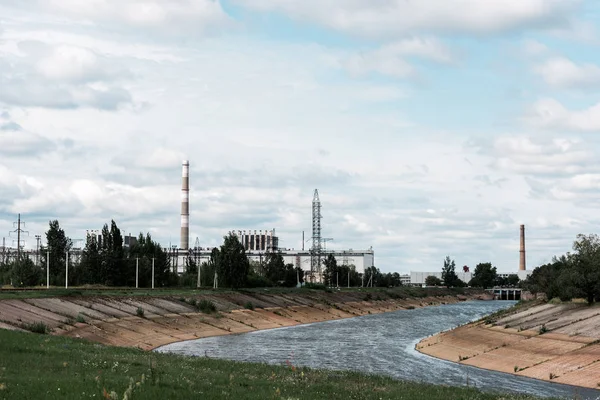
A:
416,301,600,389
0,289,486,350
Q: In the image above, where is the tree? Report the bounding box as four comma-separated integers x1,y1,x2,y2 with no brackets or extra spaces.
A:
217,233,249,289
469,262,497,289
264,250,286,285
571,234,600,304
40,220,73,286
442,256,460,287
98,220,126,286
323,254,338,286
425,275,442,286
80,233,101,284
128,233,175,288
11,257,42,287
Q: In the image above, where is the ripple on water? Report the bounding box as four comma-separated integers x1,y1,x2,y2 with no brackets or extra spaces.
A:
157,300,600,400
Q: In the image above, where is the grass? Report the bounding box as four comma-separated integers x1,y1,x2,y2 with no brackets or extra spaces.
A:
0,328,550,400
0,286,484,301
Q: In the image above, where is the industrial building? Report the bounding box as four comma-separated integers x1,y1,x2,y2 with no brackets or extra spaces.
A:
171,160,375,282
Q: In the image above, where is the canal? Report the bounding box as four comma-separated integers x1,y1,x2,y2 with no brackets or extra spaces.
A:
157,300,600,399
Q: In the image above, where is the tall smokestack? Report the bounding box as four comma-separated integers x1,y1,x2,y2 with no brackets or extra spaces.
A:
180,160,190,250
519,224,526,271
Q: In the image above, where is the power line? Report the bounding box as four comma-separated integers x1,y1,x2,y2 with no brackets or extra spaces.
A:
9,214,28,262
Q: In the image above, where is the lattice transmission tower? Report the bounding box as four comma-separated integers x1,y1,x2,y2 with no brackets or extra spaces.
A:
310,189,322,282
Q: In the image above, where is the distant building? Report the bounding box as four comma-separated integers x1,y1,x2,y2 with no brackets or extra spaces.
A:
231,229,279,252
399,274,411,285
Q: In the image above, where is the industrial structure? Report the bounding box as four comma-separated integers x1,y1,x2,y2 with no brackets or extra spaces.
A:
232,229,279,252
1,161,375,284
409,224,533,286
181,160,190,250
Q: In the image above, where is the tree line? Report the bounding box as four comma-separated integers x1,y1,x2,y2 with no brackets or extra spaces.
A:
523,234,600,305
425,256,519,289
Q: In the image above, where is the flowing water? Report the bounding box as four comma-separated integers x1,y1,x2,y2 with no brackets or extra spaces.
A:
157,301,600,399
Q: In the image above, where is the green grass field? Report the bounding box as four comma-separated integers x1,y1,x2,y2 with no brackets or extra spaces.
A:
0,328,550,400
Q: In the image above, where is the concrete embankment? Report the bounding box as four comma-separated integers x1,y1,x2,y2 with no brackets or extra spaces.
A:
0,289,485,350
416,301,600,389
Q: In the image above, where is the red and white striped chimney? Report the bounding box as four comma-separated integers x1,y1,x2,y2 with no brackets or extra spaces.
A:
180,160,190,250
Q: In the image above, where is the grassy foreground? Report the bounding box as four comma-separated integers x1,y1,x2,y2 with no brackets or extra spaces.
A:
0,329,549,400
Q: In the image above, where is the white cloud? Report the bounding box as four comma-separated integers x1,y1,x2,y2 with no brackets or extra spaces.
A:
525,98,600,132
534,57,600,89
231,0,580,38
344,37,456,79
521,39,549,57
11,0,232,35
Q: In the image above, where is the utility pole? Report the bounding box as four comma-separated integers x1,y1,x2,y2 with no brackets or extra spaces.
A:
9,214,29,262
151,258,155,289
65,251,69,288
136,258,139,289
35,235,41,267
46,251,49,289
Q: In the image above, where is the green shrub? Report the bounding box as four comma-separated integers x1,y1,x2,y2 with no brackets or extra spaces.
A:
364,293,372,301
198,300,217,314
136,307,145,318
23,321,48,334
302,283,327,291
76,314,86,323
244,301,255,310
539,324,548,334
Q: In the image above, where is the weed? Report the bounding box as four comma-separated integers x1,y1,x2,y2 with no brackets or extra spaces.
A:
244,301,255,310
198,299,217,314
136,307,145,318
514,366,519,373
22,321,48,334
188,298,198,307
539,324,548,334
364,293,372,301
76,313,86,323
405,305,415,310
549,373,557,379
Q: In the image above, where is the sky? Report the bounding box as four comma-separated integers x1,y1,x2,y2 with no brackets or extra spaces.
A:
1,0,600,274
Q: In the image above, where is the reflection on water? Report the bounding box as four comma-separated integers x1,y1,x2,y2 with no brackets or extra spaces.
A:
157,301,600,400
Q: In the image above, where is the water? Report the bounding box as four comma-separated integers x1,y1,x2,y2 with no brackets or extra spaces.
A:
157,301,600,399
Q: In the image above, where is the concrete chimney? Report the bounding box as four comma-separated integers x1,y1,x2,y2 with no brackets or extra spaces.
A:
519,224,526,271
180,160,190,250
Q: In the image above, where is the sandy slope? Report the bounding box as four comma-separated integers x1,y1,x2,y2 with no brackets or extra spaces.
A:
416,302,600,389
0,290,482,351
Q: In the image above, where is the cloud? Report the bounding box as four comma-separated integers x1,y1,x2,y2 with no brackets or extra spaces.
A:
524,98,600,132
344,37,456,79
6,0,232,36
231,0,580,38
0,40,134,110
521,39,550,57
0,111,55,156
482,135,594,176
534,57,600,89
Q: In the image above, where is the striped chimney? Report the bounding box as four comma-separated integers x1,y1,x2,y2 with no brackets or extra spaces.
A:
181,160,190,249
519,224,526,271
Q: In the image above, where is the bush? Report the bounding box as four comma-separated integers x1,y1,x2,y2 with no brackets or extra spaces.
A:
136,307,145,318
23,322,48,334
76,314,86,323
198,300,217,314
245,274,274,288
539,324,548,334
302,283,327,291
364,293,372,301
244,301,255,310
